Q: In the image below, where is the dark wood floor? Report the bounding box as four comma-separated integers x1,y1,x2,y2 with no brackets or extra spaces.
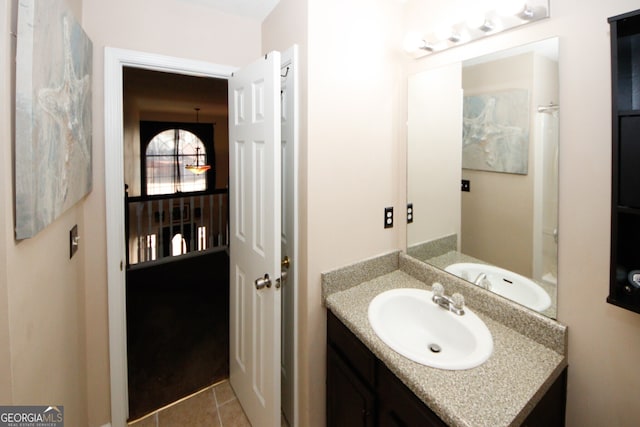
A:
126,249,230,421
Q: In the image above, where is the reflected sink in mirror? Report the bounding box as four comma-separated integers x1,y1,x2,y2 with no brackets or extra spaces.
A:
445,263,552,313
368,288,493,370
406,37,560,319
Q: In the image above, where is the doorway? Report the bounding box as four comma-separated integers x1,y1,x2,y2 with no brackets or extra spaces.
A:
105,48,298,427
122,67,230,420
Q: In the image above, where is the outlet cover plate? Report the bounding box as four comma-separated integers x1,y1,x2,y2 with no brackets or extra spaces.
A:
384,207,394,228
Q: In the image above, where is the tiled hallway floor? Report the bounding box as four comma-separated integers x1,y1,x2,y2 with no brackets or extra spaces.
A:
128,380,251,427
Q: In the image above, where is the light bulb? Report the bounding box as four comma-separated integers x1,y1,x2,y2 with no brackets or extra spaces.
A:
435,25,454,42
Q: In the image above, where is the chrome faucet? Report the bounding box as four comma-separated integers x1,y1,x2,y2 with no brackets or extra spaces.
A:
473,272,491,290
431,283,465,315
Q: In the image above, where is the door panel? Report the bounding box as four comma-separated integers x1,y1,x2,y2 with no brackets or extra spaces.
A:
229,51,282,427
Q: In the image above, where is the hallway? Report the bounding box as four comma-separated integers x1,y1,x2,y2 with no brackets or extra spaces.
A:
126,249,230,419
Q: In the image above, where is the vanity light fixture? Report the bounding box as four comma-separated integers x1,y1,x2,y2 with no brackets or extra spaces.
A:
419,41,434,52
479,19,495,32
518,5,536,20
448,32,462,43
404,0,550,59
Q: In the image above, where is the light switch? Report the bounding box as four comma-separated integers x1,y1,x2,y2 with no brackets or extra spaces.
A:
70,225,79,259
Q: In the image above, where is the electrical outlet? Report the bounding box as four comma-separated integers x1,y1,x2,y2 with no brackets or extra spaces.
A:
407,203,413,224
461,179,471,192
384,207,394,229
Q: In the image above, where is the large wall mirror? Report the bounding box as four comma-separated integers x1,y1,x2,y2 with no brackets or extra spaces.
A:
407,38,559,318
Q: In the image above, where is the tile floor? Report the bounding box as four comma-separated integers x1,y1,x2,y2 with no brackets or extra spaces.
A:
128,380,251,427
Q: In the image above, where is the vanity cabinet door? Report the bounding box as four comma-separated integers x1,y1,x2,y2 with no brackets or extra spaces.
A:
327,310,377,385
327,344,376,427
377,362,447,427
522,367,567,427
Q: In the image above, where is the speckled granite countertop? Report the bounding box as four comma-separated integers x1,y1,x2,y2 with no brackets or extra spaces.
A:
323,252,567,427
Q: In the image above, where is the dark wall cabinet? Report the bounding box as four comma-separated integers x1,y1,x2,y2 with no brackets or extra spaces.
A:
326,311,567,427
609,9,640,314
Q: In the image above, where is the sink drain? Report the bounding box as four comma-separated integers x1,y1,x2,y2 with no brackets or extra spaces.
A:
428,343,442,353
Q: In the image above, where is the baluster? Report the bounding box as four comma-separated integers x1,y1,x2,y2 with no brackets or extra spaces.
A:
136,202,144,263
158,199,164,260
169,198,174,256
147,199,152,261
209,194,214,247
189,196,195,253
218,193,223,247
199,195,205,250
179,197,185,255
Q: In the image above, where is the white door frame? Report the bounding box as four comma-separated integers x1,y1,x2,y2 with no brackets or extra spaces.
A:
104,47,299,427
280,45,299,427
104,48,235,426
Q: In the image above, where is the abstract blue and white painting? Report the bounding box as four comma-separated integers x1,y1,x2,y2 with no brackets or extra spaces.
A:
15,0,92,239
462,90,530,175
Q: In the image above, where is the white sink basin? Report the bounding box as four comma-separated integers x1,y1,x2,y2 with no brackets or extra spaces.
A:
444,263,552,312
368,288,493,370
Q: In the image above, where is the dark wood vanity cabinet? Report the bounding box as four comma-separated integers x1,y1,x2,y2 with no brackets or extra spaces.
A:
327,311,567,427
326,346,376,427
376,363,447,427
327,311,446,427
609,9,640,314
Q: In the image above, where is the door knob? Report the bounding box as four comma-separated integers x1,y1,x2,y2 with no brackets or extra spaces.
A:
255,274,272,290
281,256,290,269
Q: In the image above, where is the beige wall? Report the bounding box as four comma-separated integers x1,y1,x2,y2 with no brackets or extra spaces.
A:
407,63,462,247
0,0,14,405
81,1,261,425
262,0,310,424
1,0,89,426
406,0,640,426
305,0,406,425
265,1,406,425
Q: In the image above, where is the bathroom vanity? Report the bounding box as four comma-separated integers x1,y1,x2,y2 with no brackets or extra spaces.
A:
323,252,568,427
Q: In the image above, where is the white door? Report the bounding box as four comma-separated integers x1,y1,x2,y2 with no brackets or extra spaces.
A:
228,51,282,427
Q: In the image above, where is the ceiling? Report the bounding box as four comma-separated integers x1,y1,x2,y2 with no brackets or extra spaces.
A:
123,68,229,118
177,0,281,21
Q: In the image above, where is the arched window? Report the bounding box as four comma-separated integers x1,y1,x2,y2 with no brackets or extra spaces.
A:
145,128,209,195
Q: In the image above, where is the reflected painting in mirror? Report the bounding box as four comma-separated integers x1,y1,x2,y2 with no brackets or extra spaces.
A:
407,38,559,318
